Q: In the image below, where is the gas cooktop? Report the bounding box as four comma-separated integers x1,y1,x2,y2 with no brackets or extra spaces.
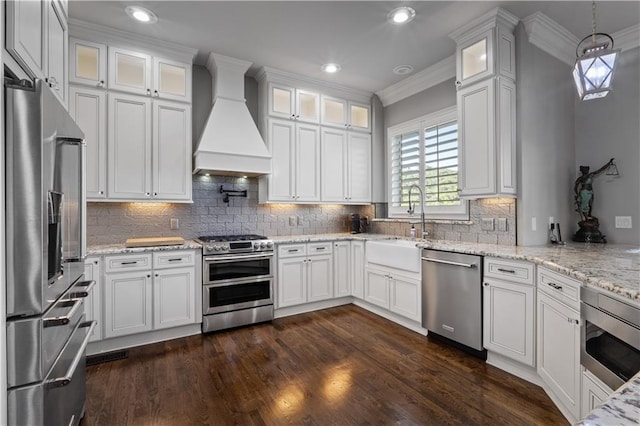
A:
196,234,273,255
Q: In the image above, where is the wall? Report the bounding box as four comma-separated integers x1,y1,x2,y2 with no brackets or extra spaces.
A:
384,78,456,128
371,95,385,203
192,65,212,150
515,23,576,246
574,47,640,244
87,177,372,244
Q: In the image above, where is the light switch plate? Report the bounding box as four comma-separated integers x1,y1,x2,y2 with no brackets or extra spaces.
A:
170,218,179,230
481,218,495,231
289,216,296,226
297,215,303,226
497,218,508,232
615,216,632,229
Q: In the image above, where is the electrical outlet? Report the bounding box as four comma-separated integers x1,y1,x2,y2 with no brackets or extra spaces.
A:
297,215,303,226
170,218,179,230
548,216,555,225
615,216,632,229
497,218,508,232
531,217,537,231
481,218,495,231
289,216,296,226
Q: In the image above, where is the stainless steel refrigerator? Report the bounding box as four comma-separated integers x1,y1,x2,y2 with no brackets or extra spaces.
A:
5,78,96,426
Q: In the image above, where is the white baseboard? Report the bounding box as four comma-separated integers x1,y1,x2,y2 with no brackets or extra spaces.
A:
486,351,541,386
352,300,427,336
275,297,352,318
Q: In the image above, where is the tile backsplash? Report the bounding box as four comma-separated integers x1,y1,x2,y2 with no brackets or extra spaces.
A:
87,176,373,245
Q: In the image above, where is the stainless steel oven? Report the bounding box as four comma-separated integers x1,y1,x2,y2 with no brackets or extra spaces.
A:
197,235,274,333
581,286,640,390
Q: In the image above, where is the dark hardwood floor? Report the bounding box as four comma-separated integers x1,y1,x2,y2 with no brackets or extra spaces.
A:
83,305,567,425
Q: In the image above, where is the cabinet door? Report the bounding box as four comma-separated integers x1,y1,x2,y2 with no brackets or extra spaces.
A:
365,268,389,309
5,0,45,79
321,96,347,128
45,0,67,106
295,123,321,202
537,291,581,420
456,29,494,87
108,93,152,199
458,79,496,197
69,38,107,88
581,370,613,418
320,128,347,202
269,84,295,120
104,271,153,338
83,257,102,342
153,56,191,102
267,119,295,201
483,279,535,366
152,101,192,201
390,275,421,322
333,242,351,298
308,254,333,302
347,132,372,203
69,87,107,199
496,78,517,195
153,267,196,329
295,89,320,123
348,102,370,132
278,257,307,308
351,241,365,299
108,47,152,96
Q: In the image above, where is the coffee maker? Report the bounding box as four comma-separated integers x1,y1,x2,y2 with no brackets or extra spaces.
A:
350,214,368,234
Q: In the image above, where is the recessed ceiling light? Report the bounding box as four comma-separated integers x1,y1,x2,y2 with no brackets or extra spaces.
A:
388,6,416,25
126,6,158,24
321,63,341,74
393,65,414,75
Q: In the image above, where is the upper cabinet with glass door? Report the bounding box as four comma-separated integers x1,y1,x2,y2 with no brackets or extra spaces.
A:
70,38,107,88
321,96,370,132
153,57,192,102
269,83,319,123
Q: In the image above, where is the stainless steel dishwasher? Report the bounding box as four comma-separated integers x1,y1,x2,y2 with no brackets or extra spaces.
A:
422,249,483,352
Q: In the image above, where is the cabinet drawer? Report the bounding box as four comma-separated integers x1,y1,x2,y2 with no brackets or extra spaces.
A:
537,266,582,310
153,250,195,269
278,244,307,258
484,257,535,286
104,253,152,272
308,242,333,256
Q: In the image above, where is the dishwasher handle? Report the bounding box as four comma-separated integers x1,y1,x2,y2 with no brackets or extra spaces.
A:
421,257,476,268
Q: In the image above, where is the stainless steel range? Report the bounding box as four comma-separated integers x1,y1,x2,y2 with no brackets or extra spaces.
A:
196,234,274,333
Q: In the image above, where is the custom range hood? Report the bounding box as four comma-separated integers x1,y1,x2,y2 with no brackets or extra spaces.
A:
194,53,271,177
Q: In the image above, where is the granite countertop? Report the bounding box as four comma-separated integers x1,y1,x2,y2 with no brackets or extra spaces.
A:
272,233,640,303
577,371,640,426
87,240,202,255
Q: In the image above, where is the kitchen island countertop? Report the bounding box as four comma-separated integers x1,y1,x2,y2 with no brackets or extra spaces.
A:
577,370,640,426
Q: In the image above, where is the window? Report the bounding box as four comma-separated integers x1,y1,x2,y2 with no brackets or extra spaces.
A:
388,107,468,219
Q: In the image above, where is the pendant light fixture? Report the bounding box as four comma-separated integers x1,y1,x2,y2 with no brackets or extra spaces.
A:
572,1,620,100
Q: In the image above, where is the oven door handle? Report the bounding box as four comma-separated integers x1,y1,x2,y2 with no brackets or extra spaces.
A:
204,253,273,263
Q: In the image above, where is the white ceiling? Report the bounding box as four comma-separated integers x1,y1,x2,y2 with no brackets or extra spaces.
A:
69,1,640,93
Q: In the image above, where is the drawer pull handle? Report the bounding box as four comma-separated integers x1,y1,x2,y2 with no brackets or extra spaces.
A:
548,282,563,291
316,247,326,250
288,249,299,253
497,268,516,273
121,261,138,265
167,258,182,262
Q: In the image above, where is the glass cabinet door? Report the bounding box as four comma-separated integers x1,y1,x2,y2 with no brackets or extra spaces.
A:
70,38,106,88
153,57,191,102
108,46,152,96
457,29,494,86
349,103,370,131
295,89,319,122
269,84,294,119
321,96,347,128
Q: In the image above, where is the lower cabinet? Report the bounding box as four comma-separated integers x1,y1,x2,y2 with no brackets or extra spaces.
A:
581,368,613,418
350,241,365,299
483,278,535,366
365,265,421,322
84,257,102,342
333,241,351,298
101,250,197,339
537,289,581,421
277,242,333,308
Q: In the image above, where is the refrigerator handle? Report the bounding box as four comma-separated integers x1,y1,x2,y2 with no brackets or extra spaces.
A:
57,137,87,260
45,321,96,388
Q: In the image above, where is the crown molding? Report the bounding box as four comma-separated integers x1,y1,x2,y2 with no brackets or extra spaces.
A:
522,12,579,67
613,24,640,52
375,55,455,107
449,7,519,44
68,19,198,63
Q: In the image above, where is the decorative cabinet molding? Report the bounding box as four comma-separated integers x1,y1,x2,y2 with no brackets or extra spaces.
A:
451,8,518,199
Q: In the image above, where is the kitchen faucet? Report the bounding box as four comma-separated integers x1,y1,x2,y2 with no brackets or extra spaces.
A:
407,184,429,239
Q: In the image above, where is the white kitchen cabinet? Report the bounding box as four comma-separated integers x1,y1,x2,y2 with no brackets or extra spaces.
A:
83,257,102,342
153,267,196,330
107,93,153,200
262,118,320,203
321,128,371,204
69,87,107,199
321,96,371,132
483,277,535,366
277,243,333,308
104,270,153,338
69,38,107,88
365,267,390,309
389,274,421,322
268,83,319,123
350,241,365,299
537,290,581,421
153,56,192,102
333,241,351,298
6,0,68,106
581,369,613,418
108,46,153,97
